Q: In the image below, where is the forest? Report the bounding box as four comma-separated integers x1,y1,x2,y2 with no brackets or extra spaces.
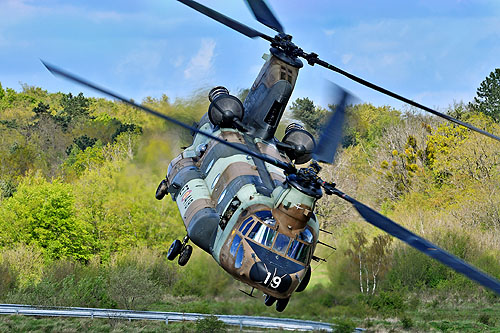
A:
0,68,499,332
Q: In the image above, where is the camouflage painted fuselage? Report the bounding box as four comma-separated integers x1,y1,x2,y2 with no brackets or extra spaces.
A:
165,52,319,299
165,124,319,299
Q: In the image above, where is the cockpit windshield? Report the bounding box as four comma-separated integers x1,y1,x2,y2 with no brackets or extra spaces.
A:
254,210,276,227
242,210,313,264
288,240,310,263
248,222,275,247
273,233,290,254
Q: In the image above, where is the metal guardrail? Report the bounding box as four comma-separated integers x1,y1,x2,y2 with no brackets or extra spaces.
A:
0,303,364,331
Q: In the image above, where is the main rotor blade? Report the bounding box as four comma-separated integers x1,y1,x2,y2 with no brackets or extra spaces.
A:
308,56,500,143
331,187,500,296
245,0,284,33
41,60,294,173
312,84,351,164
177,0,273,42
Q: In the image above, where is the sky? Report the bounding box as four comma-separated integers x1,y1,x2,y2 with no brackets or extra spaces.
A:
0,0,499,113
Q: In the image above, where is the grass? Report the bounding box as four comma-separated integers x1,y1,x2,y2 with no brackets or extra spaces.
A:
0,315,195,332
1,293,500,332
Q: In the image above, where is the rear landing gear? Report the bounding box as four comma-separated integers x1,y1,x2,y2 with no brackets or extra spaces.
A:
178,244,193,266
167,236,192,266
167,239,182,260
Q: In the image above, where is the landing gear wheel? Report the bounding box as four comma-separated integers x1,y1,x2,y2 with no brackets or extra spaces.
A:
167,240,182,260
295,266,311,292
178,245,193,266
264,295,276,306
275,298,289,312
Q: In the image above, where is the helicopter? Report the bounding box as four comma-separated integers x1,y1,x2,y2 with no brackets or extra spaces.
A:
42,0,500,313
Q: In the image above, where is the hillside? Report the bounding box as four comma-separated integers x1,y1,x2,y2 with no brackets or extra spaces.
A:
0,70,499,331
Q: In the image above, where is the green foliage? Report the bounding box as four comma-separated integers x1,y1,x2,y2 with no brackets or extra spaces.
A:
332,317,356,333
289,97,329,135
107,247,178,309
425,113,500,187
366,290,405,315
400,315,414,329
195,315,227,332
0,262,17,298
477,313,493,326
344,103,400,147
344,231,393,295
385,231,480,292
472,68,500,122
172,252,233,297
0,174,93,261
0,244,44,287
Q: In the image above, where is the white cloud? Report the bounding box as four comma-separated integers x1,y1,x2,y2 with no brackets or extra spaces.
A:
184,38,216,79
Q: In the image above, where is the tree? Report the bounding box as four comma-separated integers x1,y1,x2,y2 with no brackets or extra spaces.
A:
345,231,393,295
289,97,329,135
473,68,500,122
0,174,93,261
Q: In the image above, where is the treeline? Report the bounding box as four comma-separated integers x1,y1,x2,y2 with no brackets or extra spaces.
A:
0,83,211,263
290,69,500,305
0,70,499,327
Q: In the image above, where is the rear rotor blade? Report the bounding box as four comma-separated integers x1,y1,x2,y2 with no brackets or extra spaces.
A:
245,0,284,33
312,84,352,164
41,60,294,173
331,187,500,296
307,55,500,143
177,0,273,42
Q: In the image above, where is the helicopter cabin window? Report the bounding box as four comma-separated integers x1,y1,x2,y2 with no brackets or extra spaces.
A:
287,240,310,263
248,222,275,247
230,234,242,256
238,217,253,235
273,233,290,254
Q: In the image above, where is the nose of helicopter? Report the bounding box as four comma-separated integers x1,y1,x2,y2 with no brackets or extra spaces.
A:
249,261,293,293
247,242,305,294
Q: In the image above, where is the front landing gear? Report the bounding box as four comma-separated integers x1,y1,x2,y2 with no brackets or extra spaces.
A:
167,236,192,266
264,294,289,312
275,298,289,312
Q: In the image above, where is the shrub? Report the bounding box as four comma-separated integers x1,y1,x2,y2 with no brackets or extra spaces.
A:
400,316,414,329
172,251,232,297
0,244,44,287
107,264,156,310
367,291,405,315
0,262,17,298
332,317,356,333
195,315,226,333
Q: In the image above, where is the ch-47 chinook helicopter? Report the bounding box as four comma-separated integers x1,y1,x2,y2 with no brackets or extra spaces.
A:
43,0,500,313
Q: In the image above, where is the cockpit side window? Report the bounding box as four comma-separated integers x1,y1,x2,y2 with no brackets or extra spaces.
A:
235,246,244,269
299,228,314,243
238,217,253,235
230,234,242,256
248,222,275,247
287,240,310,263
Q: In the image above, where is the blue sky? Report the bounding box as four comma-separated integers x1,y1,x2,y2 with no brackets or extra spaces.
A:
1,0,499,112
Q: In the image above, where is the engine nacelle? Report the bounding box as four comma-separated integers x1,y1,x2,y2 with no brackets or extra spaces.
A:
207,86,244,128
281,123,315,164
